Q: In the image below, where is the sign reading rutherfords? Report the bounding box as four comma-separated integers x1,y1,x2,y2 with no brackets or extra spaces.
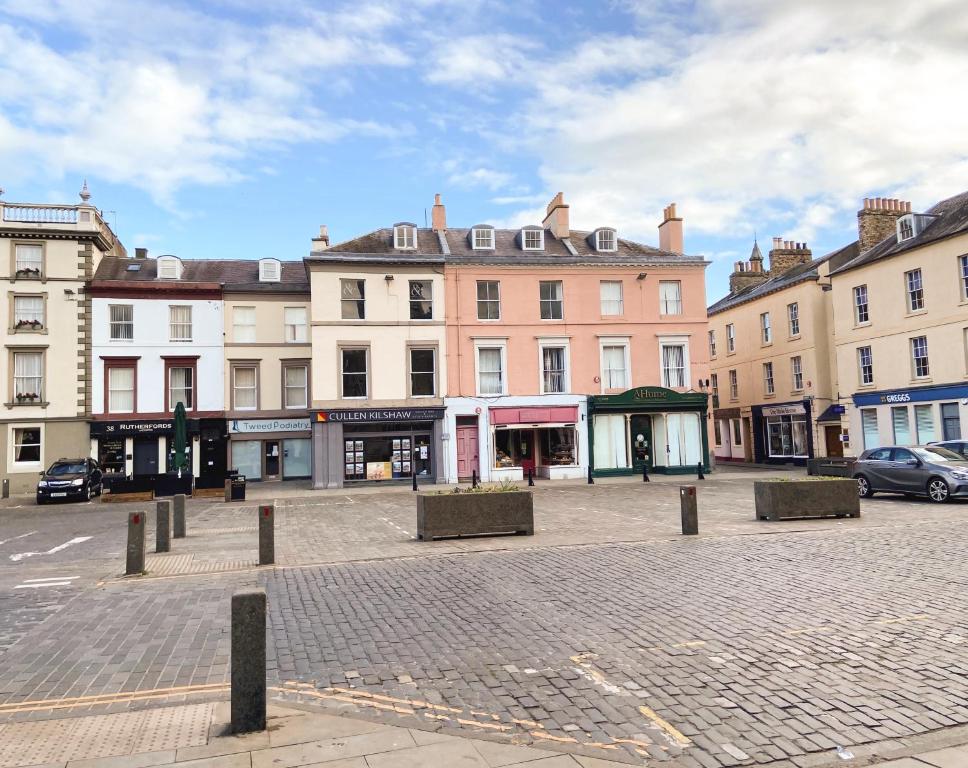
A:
315,408,445,423
91,419,200,436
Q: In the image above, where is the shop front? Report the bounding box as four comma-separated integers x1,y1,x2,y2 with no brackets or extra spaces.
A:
227,417,312,481
588,386,709,476
490,405,583,481
750,401,814,465
850,383,967,452
310,406,445,489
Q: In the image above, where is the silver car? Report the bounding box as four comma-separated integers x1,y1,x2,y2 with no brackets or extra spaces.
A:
854,445,968,503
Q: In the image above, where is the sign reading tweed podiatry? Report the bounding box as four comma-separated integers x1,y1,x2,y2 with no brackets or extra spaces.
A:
229,418,310,434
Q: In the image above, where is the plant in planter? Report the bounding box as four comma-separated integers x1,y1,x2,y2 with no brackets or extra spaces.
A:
15,267,41,278
418,483,533,540
15,319,43,330
754,477,860,521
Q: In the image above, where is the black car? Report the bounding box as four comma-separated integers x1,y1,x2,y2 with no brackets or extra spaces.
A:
36,458,104,504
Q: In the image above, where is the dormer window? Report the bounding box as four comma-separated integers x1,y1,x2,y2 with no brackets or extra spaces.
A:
393,224,417,250
471,226,495,250
521,227,544,251
259,258,281,282
897,214,915,242
595,229,617,252
157,256,182,279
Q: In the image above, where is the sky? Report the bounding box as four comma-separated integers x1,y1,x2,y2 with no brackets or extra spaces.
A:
1,0,967,301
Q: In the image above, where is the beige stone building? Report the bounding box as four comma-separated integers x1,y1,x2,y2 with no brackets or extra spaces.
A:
0,185,125,492
829,193,968,451
707,238,856,465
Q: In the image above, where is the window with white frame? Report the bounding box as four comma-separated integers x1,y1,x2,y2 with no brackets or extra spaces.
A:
791,356,803,391
157,257,180,279
409,281,433,320
11,426,41,466
710,372,719,399
477,346,505,395
596,229,616,252
760,312,772,344
601,344,628,390
233,306,256,343
659,281,682,315
539,281,563,320
708,330,716,357
233,366,258,410
661,343,686,388
283,364,308,408
284,306,307,342
168,366,193,409
341,348,368,398
109,304,133,340
15,244,43,274
911,335,929,378
472,227,494,249
728,369,738,399
169,305,192,341
409,348,436,397
897,216,914,241
960,255,968,300
108,367,135,413
906,269,924,311
858,346,874,386
600,281,623,316
522,229,543,250
763,361,774,395
787,302,799,336
726,323,735,353
477,281,500,320
13,296,43,329
853,285,869,324
393,225,416,249
340,279,365,319
258,259,280,281
13,351,42,401
541,345,567,394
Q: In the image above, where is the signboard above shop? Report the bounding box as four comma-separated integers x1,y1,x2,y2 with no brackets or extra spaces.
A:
315,408,445,423
853,383,968,407
90,419,200,436
760,404,806,417
229,418,310,434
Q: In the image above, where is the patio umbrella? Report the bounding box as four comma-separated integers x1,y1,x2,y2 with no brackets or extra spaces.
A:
173,401,187,477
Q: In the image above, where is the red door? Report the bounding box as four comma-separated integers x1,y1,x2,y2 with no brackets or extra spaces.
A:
456,425,479,479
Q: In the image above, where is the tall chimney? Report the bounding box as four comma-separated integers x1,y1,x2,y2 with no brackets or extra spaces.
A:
431,193,447,232
857,197,909,252
658,203,684,253
542,192,569,239
768,237,812,276
312,225,330,250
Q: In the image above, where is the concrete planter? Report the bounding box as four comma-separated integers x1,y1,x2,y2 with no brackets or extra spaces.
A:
754,479,860,521
417,490,534,540
806,458,857,477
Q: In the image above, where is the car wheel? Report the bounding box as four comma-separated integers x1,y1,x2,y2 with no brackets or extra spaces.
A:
927,477,951,504
35,496,44,506
855,474,875,498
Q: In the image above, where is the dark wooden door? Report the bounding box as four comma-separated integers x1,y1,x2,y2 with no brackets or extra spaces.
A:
824,425,844,457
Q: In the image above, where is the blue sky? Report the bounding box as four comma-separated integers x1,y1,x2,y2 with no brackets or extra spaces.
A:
1,0,967,301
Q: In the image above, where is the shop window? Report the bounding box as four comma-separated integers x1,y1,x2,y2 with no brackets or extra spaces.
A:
12,350,43,403
233,366,258,410
765,414,807,458
539,281,563,320
477,281,500,320
409,281,433,320
13,296,44,330
409,348,436,397
477,347,504,395
601,344,628,390
494,428,534,469
283,364,308,409
892,406,911,445
942,402,962,441
169,305,192,342
341,348,368,398
541,346,566,394
284,307,307,342
593,413,628,470
915,404,935,444
14,243,43,277
232,440,262,480
600,281,623,316
732,419,742,445
861,408,879,449
340,279,365,319
905,268,924,311
11,426,41,466
714,420,722,445
540,427,576,466
659,281,682,315
282,438,311,478
233,306,256,342
341,431,430,481
665,413,702,466
98,437,126,476
109,304,133,340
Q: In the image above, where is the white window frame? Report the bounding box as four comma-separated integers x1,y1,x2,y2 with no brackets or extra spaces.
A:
905,268,924,312
284,306,308,342
658,281,682,315
537,338,571,395
13,350,43,401
283,364,309,409
911,335,930,379
596,229,617,252
109,304,133,341
728,369,738,400
599,281,624,316
168,366,194,411
169,305,192,342
14,244,43,275
598,336,631,393
853,285,869,324
522,229,544,251
233,306,256,343
658,335,690,389
107,366,135,414
960,255,968,301
472,227,495,250
708,329,716,358
791,356,803,391
157,257,181,279
787,302,800,337
760,312,772,344
393,225,416,249
473,339,508,396
232,365,259,411
858,346,874,386
763,361,774,395
726,323,735,353
258,259,281,282
8,423,43,472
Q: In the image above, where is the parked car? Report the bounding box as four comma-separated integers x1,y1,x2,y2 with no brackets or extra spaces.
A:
853,445,968,503
931,440,968,459
36,458,104,504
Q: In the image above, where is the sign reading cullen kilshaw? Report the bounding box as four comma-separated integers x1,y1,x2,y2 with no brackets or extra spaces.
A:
229,418,311,434
315,407,445,423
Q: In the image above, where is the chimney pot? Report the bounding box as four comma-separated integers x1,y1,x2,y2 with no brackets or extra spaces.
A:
313,224,330,248
135,247,147,259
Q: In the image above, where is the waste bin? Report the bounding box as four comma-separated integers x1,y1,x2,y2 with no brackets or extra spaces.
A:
228,475,246,501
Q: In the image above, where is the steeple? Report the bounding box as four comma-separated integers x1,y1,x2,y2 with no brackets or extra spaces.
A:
749,238,763,264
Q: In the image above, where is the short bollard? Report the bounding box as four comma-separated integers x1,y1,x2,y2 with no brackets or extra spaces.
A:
471,469,478,489
126,511,146,575
224,480,232,502
527,467,535,487
587,466,595,484
697,461,705,480
155,499,172,553
412,472,418,492
258,504,274,566
642,463,650,483
680,486,699,535
231,589,266,733
173,493,186,538
2,478,8,498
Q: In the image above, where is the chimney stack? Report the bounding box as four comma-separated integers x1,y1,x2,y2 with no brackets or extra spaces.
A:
134,247,148,259
857,197,910,252
312,225,330,250
431,193,447,232
658,203,684,253
542,192,570,239
768,237,812,276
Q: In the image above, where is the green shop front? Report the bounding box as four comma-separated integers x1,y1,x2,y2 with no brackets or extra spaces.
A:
588,386,710,476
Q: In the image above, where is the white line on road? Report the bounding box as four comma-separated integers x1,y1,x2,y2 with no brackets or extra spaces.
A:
9,536,93,562
14,582,74,589
22,576,80,583
0,531,38,547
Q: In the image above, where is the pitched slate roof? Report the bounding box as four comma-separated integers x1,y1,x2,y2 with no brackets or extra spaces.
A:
708,241,859,315
310,227,706,267
93,257,309,292
830,190,968,276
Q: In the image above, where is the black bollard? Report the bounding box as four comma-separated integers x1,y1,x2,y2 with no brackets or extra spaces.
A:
680,486,699,535
528,467,534,487
173,493,186,538
155,499,172,553
471,469,478,489
412,472,418,492
231,589,267,733
642,463,650,483
587,465,594,484
697,461,705,480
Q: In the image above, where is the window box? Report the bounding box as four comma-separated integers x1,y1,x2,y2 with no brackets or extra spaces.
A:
14,319,43,330
15,392,40,403
15,268,41,279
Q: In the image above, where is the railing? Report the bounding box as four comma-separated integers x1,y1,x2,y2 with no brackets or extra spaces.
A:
2,205,79,224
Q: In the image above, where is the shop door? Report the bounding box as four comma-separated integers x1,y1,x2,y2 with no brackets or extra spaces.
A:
200,425,226,478
456,425,479,479
629,415,652,471
413,434,433,478
133,437,158,475
942,403,962,440
265,441,280,479
824,425,844,458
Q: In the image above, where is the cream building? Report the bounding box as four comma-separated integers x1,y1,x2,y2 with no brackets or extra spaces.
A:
306,225,448,488
707,238,856,465
829,193,968,451
0,184,125,493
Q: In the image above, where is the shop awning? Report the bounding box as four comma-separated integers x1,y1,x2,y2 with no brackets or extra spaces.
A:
490,406,578,425
815,404,845,423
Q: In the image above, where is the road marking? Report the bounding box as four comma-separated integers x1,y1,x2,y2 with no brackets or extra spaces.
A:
0,682,229,714
638,705,692,747
9,536,92,562
22,576,80,582
0,531,37,547
13,576,80,589
569,652,628,696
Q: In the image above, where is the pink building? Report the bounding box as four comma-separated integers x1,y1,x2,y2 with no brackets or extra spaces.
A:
442,193,711,482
